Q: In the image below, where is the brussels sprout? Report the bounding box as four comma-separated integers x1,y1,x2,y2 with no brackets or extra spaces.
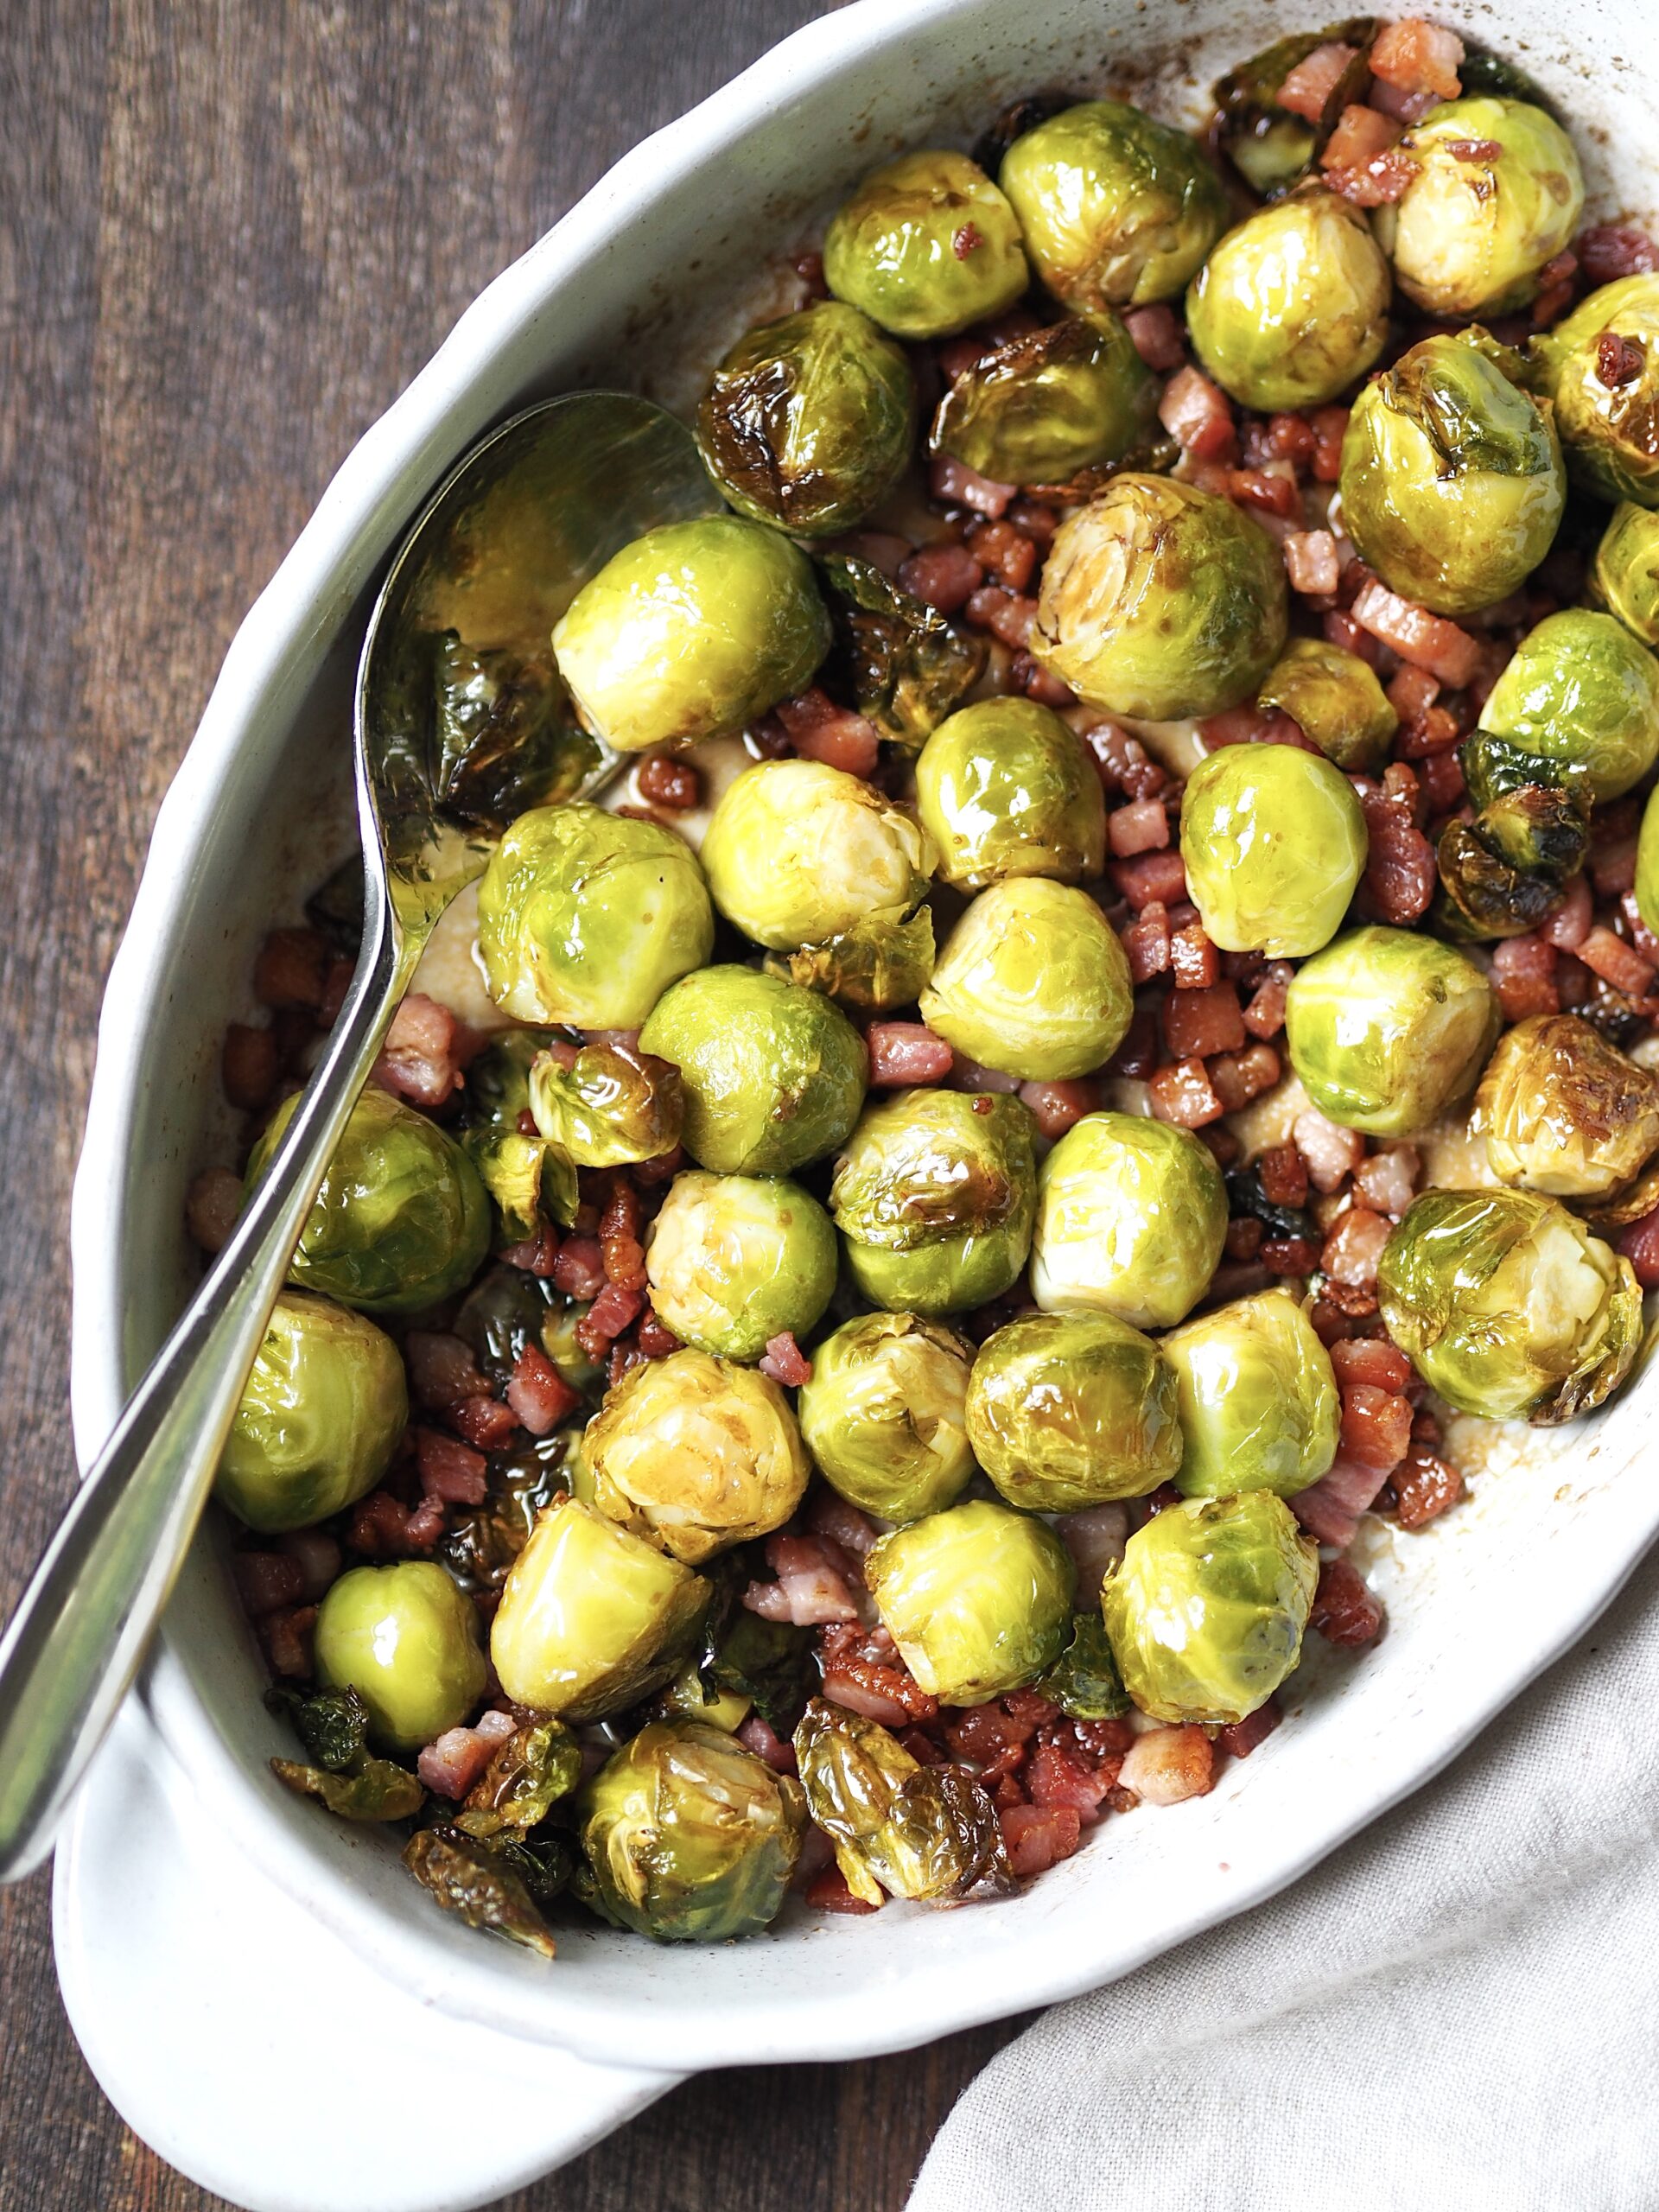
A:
798,1311,975,1522
1338,329,1567,616
1593,502,1659,647
830,1088,1037,1318
217,1291,407,1534
1186,189,1389,412
1031,1110,1227,1329
272,1756,424,1824
864,1497,1074,1704
1285,926,1501,1137
550,517,830,753
578,1720,805,1942
999,99,1227,313
1032,474,1287,721
1179,742,1367,960
931,315,1157,486
1639,785,1659,939
475,803,714,1029
699,758,936,952
766,903,938,1014
793,1698,1011,1904
1470,1014,1659,1201
1433,803,1587,945
1377,1188,1642,1423
822,149,1028,340
918,879,1134,1083
965,1310,1181,1512
644,1170,837,1363
314,1562,487,1754
525,1037,682,1169
490,1496,709,1719
246,1086,491,1317
1256,636,1398,773
1161,1288,1339,1500
1103,1492,1318,1726
696,302,915,537
638,964,868,1175
1373,98,1584,317
1536,275,1659,506
581,1348,810,1563
1211,21,1376,200
817,553,986,751
1475,609,1659,804
913,697,1106,890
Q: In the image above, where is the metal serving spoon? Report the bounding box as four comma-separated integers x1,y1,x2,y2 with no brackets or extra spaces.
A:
0,391,720,1880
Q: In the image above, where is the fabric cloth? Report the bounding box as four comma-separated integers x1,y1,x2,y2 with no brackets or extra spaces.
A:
910,1542,1659,2212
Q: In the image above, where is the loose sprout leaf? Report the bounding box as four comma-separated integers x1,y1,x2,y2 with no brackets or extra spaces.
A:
461,1038,581,1243
454,1264,560,1388
1224,1167,1319,1249
700,1603,819,1735
1461,731,1570,811
271,1756,425,1822
527,1040,683,1167
404,1825,557,1958
793,1697,1010,1904
766,904,938,1013
439,1434,573,1592
456,1719,584,1839
817,553,984,750
463,1128,556,1247
264,1683,372,1772
971,86,1077,177
429,632,603,831
1038,1611,1132,1720
485,1827,578,1904
1457,41,1563,118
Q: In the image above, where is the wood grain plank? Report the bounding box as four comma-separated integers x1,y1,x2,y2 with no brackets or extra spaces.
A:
0,1,1026,2204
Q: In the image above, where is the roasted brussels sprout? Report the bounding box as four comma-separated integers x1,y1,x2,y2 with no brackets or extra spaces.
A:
1475,609,1659,806
830,1088,1038,1318
1179,742,1367,959
999,99,1227,313
475,803,715,1028
1030,1110,1228,1329
1032,474,1287,721
1338,329,1567,616
1256,636,1398,773
217,1290,407,1533
1377,1188,1642,1423
643,1170,838,1363
580,1348,810,1563
965,1310,1182,1512
793,1699,1010,1904
1211,21,1376,200
1433,793,1589,944
1103,1491,1318,1726
766,903,938,1014
700,758,936,953
550,517,830,753
696,302,916,536
1373,98,1584,318
1593,502,1659,647
797,1311,976,1522
1639,784,1659,939
1536,275,1659,506
490,1496,709,1719
1160,1288,1339,1500
931,315,1157,486
246,1086,491,1317
1285,925,1501,1137
1186,188,1389,411
816,552,985,751
913,697,1106,889
864,1497,1074,1703
578,1720,805,1942
314,1562,487,1754
525,1036,683,1169
1471,1015,1659,1200
638,964,868,1175
822,149,1028,340
918,878,1135,1082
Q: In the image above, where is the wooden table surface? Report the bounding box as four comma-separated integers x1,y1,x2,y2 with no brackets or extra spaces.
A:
0,2,1025,2202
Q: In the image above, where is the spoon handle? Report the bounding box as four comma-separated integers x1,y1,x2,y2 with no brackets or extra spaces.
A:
0,888,410,1882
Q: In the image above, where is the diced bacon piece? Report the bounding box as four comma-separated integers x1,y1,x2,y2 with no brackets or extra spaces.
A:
1001,1802,1084,1876
1625,892,1659,961
1261,1236,1320,1276
744,1568,860,1627
1027,1740,1112,1825
1618,1206,1659,1288
414,1427,488,1507
1321,102,1404,172
1108,796,1171,857
1419,749,1466,817
1294,1105,1366,1193
576,1281,645,1357
1577,927,1656,1001
1209,1044,1281,1113
806,1864,881,1914
734,1714,798,1774
950,1054,1022,1095
1118,1725,1215,1806
898,541,984,613
1257,1141,1308,1208
506,1344,580,1436
1086,721,1166,799
774,688,882,778
1169,922,1221,991
1162,979,1245,1059
868,1021,954,1087
1370,18,1463,98
502,1223,560,1277
1014,653,1077,707
416,1714,516,1800
1322,1205,1392,1288
1124,303,1185,370
1019,1078,1098,1140
947,1701,1035,1783
253,926,332,1011
1217,1699,1281,1760
964,584,1038,650
1388,664,1440,722
257,1604,319,1681
1351,580,1482,687
232,1552,307,1618
1358,779,1437,925
1056,1502,1128,1605
1491,933,1560,1023
1159,366,1236,461
1326,145,1421,206
804,1491,880,1560
222,1022,278,1112
1112,848,1188,910
1148,1058,1224,1128
406,1330,488,1408
1353,1146,1420,1218
930,452,1017,517
1278,40,1359,123
1591,834,1640,899
637,753,701,810
448,1395,520,1451
1309,1554,1385,1646
1393,1449,1465,1529
373,993,462,1110
551,1236,606,1300
1198,702,1292,750
760,1332,813,1387
1243,969,1291,1039
1122,901,1172,982
821,1669,921,1726
1292,1453,1390,1548
1229,467,1302,522
1284,529,1341,596
186,1166,243,1254
277,1527,342,1603
1339,1379,1414,1470
967,518,1039,593
1578,226,1659,285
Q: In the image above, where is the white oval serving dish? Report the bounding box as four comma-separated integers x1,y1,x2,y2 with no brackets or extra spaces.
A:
70,0,1659,2079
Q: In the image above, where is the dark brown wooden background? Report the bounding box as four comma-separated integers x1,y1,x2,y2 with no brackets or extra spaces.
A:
0,3,1026,2202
